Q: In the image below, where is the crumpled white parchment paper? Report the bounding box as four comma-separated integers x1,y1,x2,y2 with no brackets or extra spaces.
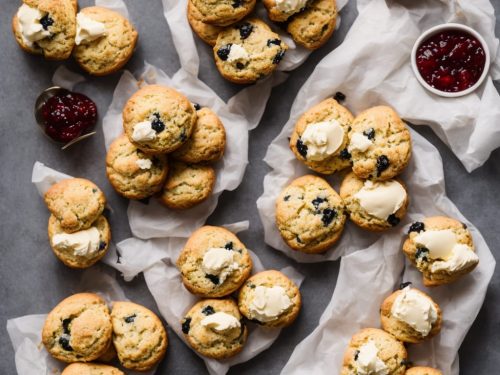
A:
6,266,153,375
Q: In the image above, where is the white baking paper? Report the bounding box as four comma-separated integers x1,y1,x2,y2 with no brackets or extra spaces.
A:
161,0,349,76
260,0,500,173
6,266,153,375
102,221,305,375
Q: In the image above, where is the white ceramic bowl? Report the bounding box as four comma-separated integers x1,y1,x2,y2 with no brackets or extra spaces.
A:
411,23,490,98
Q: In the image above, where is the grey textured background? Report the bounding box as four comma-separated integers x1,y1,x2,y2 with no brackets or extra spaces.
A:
1,0,499,374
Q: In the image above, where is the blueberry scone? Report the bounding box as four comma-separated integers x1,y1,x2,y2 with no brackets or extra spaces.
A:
276,175,347,254
340,172,409,231
61,363,124,375
159,161,216,209
403,216,479,286
42,293,113,363
181,298,247,359
106,134,169,200
238,270,301,328
177,226,253,297
213,18,288,84
171,107,226,164
287,0,337,50
349,106,412,181
262,0,309,22
111,301,168,371
187,1,224,46
290,97,353,175
44,178,106,233
122,85,197,154
380,285,442,343
341,328,408,375
73,6,138,76
405,367,443,375
48,214,110,268
189,0,256,26
12,0,77,60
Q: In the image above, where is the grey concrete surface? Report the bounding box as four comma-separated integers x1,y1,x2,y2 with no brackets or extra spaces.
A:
1,0,499,374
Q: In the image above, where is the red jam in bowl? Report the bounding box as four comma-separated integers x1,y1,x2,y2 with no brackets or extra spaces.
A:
41,92,97,143
415,30,486,93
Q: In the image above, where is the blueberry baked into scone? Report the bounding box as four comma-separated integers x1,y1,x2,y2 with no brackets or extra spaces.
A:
275,175,347,254
177,226,253,297
181,298,248,359
238,270,302,328
340,328,408,375
380,285,442,344
403,216,479,286
44,178,110,268
106,85,227,209
12,1,138,75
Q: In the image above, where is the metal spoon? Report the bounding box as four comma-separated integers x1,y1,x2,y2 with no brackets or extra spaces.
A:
34,86,96,150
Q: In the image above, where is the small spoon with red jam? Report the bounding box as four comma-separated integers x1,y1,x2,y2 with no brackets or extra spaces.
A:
415,29,487,93
35,87,97,149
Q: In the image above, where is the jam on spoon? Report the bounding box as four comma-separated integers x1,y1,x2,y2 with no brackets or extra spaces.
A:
40,91,97,143
415,30,486,93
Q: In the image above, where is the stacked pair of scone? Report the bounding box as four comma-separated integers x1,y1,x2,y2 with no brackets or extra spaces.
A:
188,0,337,83
341,283,443,374
44,178,110,268
176,226,301,359
276,101,412,254
42,293,168,372
106,84,226,209
12,0,137,75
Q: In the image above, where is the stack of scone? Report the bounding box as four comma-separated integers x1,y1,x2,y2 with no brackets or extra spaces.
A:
177,226,301,358
44,178,110,268
12,0,138,75
106,84,226,210
42,293,168,372
276,100,412,254
340,283,443,374
187,0,338,83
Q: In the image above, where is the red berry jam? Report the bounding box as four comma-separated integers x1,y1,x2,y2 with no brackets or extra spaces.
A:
41,92,97,143
416,30,486,93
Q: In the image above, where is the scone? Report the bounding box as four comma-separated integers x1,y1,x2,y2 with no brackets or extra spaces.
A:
405,367,443,375
48,214,110,268
61,363,124,375
287,0,337,50
341,328,408,375
159,161,216,209
177,226,253,297
187,1,224,46
44,178,106,233
213,18,288,84
106,134,169,200
181,298,247,359
340,172,409,231
238,270,301,328
12,0,76,60
275,175,347,254
262,0,308,22
42,293,112,363
289,97,353,175
73,6,138,76
190,0,256,26
111,301,168,371
403,216,479,286
123,85,197,154
171,107,226,163
349,106,412,181
380,286,442,343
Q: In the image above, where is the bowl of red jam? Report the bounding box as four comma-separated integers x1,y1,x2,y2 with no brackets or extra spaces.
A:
35,87,98,149
411,23,490,97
